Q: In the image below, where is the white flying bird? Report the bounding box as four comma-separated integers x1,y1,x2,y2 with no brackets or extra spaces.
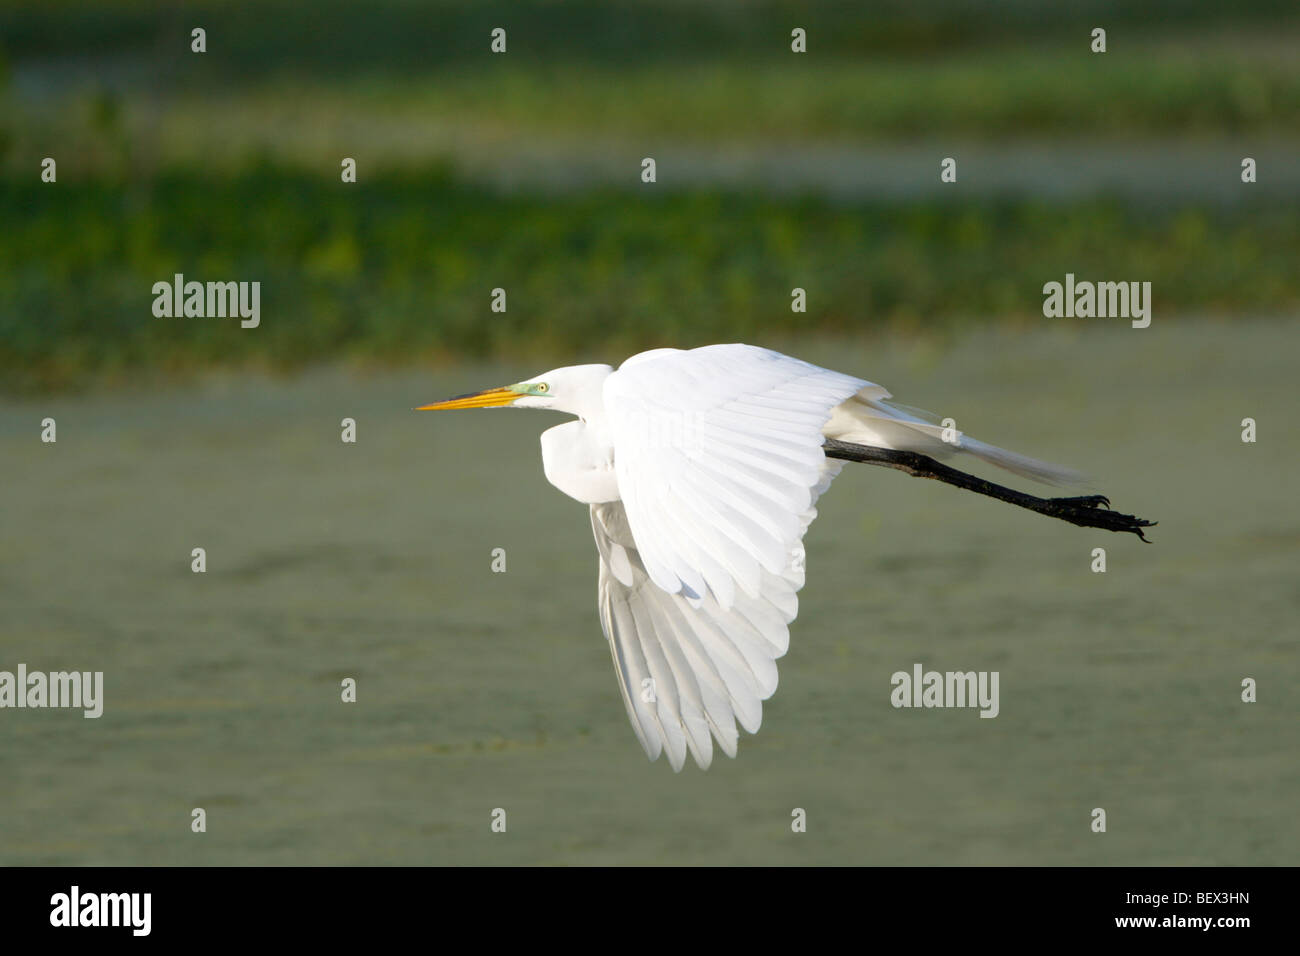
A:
417,344,1152,771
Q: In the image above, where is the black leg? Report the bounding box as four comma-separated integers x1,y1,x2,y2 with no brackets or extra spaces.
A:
823,439,1156,541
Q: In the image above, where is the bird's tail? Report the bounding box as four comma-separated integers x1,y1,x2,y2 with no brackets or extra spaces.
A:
823,391,1087,487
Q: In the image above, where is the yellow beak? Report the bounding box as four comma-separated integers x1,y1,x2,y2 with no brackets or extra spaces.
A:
414,386,520,411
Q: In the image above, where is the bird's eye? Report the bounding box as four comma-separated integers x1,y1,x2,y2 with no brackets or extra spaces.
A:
536,383,548,393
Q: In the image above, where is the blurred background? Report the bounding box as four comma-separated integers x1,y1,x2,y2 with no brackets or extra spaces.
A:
1,1,1297,865
3,0,1300,389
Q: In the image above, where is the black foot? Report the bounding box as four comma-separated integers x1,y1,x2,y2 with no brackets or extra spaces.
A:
1041,495,1156,542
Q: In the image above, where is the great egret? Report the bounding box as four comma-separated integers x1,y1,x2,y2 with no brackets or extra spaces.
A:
417,344,1152,771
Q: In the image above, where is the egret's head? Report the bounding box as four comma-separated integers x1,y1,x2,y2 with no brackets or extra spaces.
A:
415,364,613,417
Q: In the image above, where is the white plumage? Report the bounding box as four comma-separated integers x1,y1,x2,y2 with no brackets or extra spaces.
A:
417,344,1080,770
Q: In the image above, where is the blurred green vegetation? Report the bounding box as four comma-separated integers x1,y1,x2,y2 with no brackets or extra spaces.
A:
3,166,1297,393
6,0,1296,71
5,6,1300,155
1,0,1297,393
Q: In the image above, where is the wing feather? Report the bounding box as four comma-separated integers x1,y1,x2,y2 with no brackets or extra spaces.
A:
588,345,874,768
604,344,868,608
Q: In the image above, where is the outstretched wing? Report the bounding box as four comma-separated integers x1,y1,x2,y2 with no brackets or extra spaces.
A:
603,344,873,610
594,344,871,768
591,471,836,770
